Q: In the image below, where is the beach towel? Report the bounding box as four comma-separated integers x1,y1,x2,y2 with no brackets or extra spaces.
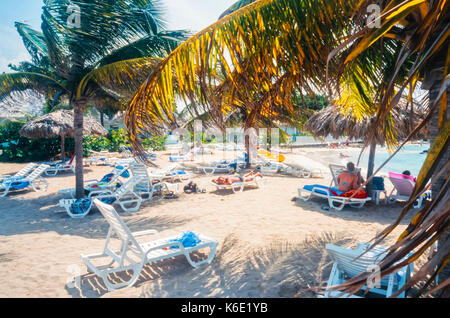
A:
339,189,368,199
303,184,343,196
70,199,92,215
166,231,201,249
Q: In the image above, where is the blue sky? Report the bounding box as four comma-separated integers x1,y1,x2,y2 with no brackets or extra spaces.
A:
0,0,237,73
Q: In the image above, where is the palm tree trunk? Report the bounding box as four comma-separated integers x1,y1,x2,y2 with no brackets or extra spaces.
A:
244,134,250,168
365,140,377,195
60,134,65,161
100,110,104,127
73,102,86,199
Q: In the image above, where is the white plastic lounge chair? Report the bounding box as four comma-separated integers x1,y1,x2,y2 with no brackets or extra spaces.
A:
44,155,76,176
322,243,413,298
0,164,50,197
0,163,37,182
130,163,179,201
257,155,294,175
59,198,93,219
198,160,240,175
88,175,144,212
59,165,130,199
298,185,371,211
388,172,431,208
81,199,218,291
211,174,266,193
147,163,191,182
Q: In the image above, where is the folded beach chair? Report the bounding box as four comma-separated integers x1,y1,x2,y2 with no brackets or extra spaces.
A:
130,163,179,201
0,163,37,182
44,154,76,176
81,199,218,291
58,165,130,199
0,164,50,197
388,172,431,208
322,243,413,298
147,163,191,182
211,174,266,193
298,184,371,211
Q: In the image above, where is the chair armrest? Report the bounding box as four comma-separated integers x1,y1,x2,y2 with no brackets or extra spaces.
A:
132,229,160,238
88,190,113,197
85,179,100,183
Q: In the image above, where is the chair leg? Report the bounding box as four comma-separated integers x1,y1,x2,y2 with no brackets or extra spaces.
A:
0,185,11,198
184,243,217,268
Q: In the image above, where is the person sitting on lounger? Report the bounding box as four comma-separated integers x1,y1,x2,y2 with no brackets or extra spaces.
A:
337,162,364,192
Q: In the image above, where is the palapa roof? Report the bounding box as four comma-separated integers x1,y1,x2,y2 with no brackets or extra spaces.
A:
304,102,429,146
20,110,107,139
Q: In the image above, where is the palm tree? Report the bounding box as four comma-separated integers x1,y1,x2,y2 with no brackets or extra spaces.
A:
124,0,449,296
0,0,189,198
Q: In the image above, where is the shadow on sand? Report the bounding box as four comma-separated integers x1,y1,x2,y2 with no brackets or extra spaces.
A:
65,232,358,298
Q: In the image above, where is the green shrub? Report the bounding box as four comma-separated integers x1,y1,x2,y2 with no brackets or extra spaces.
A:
143,135,167,151
0,121,70,162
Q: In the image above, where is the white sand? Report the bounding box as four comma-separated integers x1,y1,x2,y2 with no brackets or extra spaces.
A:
0,149,421,298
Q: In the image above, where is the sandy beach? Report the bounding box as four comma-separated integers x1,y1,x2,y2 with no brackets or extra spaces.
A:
0,147,423,298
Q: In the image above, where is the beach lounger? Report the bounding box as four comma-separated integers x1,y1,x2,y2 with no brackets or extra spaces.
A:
298,185,371,210
0,163,37,182
44,154,76,176
0,164,50,197
198,160,241,175
59,175,144,215
211,175,266,193
147,163,191,182
321,243,413,298
59,198,93,218
58,165,130,199
130,163,179,201
388,172,431,208
81,199,218,291
87,175,144,212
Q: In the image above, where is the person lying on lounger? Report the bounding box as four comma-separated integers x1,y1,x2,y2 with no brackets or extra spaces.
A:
212,171,263,185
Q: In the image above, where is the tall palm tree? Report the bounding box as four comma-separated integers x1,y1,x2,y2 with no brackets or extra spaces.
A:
0,0,189,198
124,0,449,296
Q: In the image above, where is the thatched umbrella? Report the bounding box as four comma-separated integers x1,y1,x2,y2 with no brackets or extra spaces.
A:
20,110,107,160
304,101,429,189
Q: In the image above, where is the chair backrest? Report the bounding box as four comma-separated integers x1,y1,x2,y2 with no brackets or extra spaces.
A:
389,175,415,197
113,175,143,197
329,164,346,187
130,163,151,190
26,164,50,181
93,199,144,256
15,163,38,178
326,244,390,285
389,172,415,183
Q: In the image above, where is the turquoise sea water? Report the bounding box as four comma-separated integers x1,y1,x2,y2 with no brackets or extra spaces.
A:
350,143,430,177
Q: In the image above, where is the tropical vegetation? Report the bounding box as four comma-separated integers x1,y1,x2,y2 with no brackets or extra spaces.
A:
0,0,189,198
124,0,449,297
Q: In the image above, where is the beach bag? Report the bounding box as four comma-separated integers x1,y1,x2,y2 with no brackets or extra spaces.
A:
167,231,201,249
70,199,92,215
184,182,198,193
372,177,385,191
